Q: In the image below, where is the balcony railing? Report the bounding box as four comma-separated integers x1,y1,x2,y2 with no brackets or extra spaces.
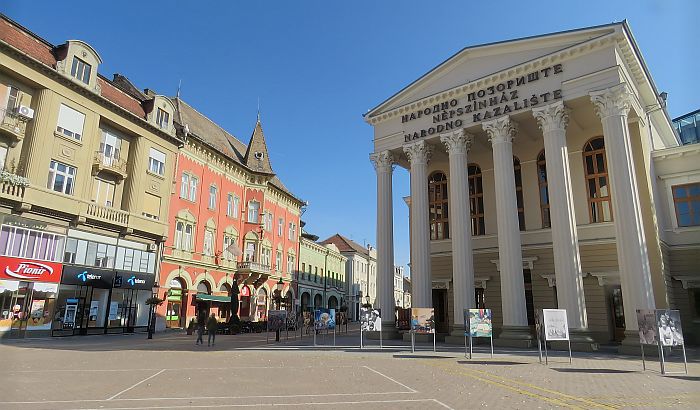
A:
86,202,129,225
0,108,28,144
92,151,128,180
0,179,26,201
237,261,271,273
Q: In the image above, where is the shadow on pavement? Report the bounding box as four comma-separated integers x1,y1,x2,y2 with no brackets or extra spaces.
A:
457,360,527,365
552,368,636,374
666,375,700,381
392,354,453,359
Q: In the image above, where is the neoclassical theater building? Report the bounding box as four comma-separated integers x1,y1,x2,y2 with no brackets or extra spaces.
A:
366,22,699,348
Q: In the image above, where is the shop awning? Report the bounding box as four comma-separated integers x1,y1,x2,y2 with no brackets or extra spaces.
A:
195,294,232,303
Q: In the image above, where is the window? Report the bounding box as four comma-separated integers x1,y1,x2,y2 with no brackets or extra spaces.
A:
583,137,612,223
203,230,214,256
148,148,166,176
223,234,238,260
276,250,282,272
278,218,284,236
56,104,85,140
208,186,217,210
70,57,91,84
514,157,525,231
232,196,240,218
175,222,183,249
673,183,700,227
175,222,194,251
6,86,20,110
91,178,115,207
261,247,271,267
265,213,273,232
156,108,170,129
99,129,122,166
0,225,65,262
468,164,485,236
0,146,7,171
428,172,449,240
142,193,161,220
47,160,76,195
180,174,190,199
184,224,193,251
537,150,550,228
189,176,198,201
288,222,296,241
227,194,233,216
248,201,260,223
65,238,118,268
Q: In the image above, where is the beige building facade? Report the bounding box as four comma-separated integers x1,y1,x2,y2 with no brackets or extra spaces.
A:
0,16,181,337
366,22,698,348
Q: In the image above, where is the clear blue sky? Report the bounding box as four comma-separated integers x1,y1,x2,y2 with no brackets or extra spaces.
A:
5,1,696,274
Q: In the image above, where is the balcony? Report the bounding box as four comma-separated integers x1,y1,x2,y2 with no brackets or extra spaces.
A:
92,151,128,181
0,108,29,146
85,202,129,225
0,178,27,202
237,261,271,287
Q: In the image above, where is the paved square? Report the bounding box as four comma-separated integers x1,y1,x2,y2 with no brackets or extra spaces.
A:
2,328,699,409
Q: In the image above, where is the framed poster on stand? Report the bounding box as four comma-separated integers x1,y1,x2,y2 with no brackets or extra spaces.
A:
266,310,287,344
464,309,493,359
410,308,435,353
359,307,381,349
313,308,336,347
638,309,687,375
538,309,571,365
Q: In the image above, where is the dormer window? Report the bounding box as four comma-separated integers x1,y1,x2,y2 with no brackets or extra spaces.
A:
156,108,170,129
70,57,91,84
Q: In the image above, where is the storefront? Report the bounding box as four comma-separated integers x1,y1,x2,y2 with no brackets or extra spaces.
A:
53,266,153,336
0,255,63,338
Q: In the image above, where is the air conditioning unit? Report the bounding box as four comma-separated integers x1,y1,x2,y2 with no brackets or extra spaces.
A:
147,243,158,252
17,105,34,120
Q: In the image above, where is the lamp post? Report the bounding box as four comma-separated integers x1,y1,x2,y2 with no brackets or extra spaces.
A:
275,277,284,341
147,284,160,340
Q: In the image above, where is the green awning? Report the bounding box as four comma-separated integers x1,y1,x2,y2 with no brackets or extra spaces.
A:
196,294,231,303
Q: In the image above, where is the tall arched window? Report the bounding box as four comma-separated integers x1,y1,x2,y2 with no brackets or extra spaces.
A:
468,164,485,236
428,172,449,240
248,200,260,223
583,137,612,223
514,156,525,231
537,150,550,228
175,221,184,249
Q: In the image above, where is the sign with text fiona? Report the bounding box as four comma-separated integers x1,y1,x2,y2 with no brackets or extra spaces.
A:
402,64,564,142
0,256,63,283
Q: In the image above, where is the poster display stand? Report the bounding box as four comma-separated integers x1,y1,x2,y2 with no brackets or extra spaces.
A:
410,308,435,353
537,309,572,365
266,310,287,344
359,307,381,349
637,309,688,375
464,309,493,359
313,308,336,347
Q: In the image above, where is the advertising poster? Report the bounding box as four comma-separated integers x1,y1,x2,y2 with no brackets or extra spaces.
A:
89,301,100,321
303,311,314,329
656,309,684,347
314,308,336,330
542,309,569,341
636,309,658,345
466,308,493,337
360,307,381,331
267,310,287,331
109,302,119,321
410,308,435,334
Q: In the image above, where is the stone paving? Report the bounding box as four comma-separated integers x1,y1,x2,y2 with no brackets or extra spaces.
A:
2,326,699,409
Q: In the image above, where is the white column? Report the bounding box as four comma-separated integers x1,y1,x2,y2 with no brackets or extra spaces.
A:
482,116,529,330
533,101,588,330
590,84,655,333
403,140,433,308
370,151,396,327
440,130,476,331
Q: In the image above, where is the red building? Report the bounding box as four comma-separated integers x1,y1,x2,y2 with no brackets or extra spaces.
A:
157,99,302,328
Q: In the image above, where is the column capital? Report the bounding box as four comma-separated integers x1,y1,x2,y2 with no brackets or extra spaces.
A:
440,129,473,155
403,140,433,166
482,116,517,145
532,101,570,133
590,83,633,119
369,151,395,173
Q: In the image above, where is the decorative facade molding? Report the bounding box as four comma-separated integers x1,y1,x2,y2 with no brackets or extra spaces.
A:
369,150,395,173
490,256,538,271
440,129,473,155
403,140,433,165
532,101,570,133
590,83,633,119
475,276,490,290
586,271,620,286
482,116,517,145
540,274,556,288
672,275,700,289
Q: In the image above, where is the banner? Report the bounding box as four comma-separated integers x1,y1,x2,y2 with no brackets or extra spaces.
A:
656,309,684,347
410,308,435,334
360,307,381,331
0,256,63,283
267,310,287,331
314,308,336,330
636,309,658,345
542,309,569,341
466,308,492,337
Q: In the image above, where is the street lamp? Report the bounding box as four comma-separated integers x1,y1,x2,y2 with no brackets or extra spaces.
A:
275,277,284,342
365,294,371,308
147,284,160,340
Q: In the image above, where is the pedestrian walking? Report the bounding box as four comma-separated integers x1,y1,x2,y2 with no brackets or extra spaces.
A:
195,314,205,345
207,313,218,346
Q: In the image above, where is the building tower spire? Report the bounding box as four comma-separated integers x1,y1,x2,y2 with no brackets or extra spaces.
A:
243,115,274,174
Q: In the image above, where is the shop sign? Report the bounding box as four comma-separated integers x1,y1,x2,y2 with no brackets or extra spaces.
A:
61,266,115,288
115,271,154,290
0,256,62,283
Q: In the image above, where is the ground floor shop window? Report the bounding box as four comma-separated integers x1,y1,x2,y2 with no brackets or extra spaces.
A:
0,280,57,335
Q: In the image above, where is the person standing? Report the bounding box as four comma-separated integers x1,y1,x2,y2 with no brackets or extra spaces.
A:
195,314,205,345
207,313,218,346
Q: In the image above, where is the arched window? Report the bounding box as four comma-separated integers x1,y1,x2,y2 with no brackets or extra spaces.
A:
248,200,260,223
175,221,184,249
537,150,550,228
197,281,211,294
514,156,525,231
468,164,485,236
583,137,612,223
184,224,193,251
428,172,449,240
